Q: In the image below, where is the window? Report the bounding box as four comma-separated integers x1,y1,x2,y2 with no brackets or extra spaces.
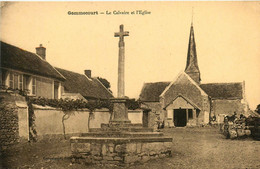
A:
19,74,23,89
9,72,14,88
54,81,59,99
9,72,23,90
32,77,36,95
14,74,19,89
188,109,193,119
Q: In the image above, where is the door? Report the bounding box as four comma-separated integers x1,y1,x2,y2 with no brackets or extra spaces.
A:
174,109,187,127
142,110,149,127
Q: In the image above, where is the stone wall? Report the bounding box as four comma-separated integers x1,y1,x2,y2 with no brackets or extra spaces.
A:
17,103,29,139
36,77,53,99
0,92,144,145
34,108,100,135
34,108,143,136
128,109,143,124
71,138,172,166
0,93,20,150
141,102,162,128
212,99,245,117
162,73,206,111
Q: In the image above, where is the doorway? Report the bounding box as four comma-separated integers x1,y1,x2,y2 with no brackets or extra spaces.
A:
174,109,187,127
142,110,149,127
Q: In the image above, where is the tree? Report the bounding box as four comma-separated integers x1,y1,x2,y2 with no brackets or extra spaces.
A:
256,104,260,114
97,77,112,93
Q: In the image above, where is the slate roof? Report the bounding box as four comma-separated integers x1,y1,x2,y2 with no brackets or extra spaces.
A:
1,41,65,81
139,80,243,102
185,24,200,74
200,82,243,99
55,67,113,100
139,82,170,102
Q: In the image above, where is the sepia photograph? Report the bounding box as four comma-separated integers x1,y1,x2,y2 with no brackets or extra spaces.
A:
1,1,260,168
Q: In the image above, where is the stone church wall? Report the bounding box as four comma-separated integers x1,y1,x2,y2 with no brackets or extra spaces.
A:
212,99,245,121
162,74,205,111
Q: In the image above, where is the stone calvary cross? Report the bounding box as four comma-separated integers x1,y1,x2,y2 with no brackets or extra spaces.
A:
70,25,172,166
110,24,131,124
114,24,129,98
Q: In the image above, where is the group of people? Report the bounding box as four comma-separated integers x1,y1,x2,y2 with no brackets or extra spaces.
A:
225,112,246,123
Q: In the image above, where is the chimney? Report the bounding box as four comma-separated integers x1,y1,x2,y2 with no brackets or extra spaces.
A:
84,70,91,78
36,44,46,60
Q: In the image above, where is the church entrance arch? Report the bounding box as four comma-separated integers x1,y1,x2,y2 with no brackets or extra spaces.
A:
174,109,187,127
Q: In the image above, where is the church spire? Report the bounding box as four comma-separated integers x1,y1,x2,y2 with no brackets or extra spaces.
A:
185,23,201,84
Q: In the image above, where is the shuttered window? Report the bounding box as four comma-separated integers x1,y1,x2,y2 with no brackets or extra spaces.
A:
9,72,23,90
32,77,36,95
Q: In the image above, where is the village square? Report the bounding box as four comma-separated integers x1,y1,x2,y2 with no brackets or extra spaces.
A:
1,2,260,169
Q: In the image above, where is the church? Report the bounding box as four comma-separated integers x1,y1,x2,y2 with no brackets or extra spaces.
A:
139,23,248,127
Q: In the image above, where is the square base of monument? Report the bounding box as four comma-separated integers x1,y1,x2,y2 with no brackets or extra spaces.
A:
109,120,131,124
70,137,172,166
110,97,131,124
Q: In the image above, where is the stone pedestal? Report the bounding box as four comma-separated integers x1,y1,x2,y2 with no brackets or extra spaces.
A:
109,98,131,124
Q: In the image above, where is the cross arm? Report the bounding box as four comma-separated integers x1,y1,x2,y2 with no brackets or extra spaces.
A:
114,32,129,37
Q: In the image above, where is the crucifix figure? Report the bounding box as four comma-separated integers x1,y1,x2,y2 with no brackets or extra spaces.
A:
114,24,129,98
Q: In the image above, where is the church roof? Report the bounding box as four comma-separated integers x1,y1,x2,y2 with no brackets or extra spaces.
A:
185,24,200,77
55,67,113,100
160,71,208,98
139,82,170,102
1,41,65,81
200,82,243,99
184,24,201,84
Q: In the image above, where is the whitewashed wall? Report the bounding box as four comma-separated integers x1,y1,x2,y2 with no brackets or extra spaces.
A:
34,106,143,136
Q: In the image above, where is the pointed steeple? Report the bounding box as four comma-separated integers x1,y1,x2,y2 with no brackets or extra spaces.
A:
185,23,201,84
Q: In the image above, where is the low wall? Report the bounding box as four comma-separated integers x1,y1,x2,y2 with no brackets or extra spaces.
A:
0,93,20,150
17,104,28,139
34,108,91,135
71,137,172,166
89,111,110,128
128,109,143,124
0,92,145,145
34,108,143,136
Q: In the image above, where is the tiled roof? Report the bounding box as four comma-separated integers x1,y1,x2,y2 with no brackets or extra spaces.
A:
200,82,243,99
139,82,170,102
1,41,65,81
55,67,113,100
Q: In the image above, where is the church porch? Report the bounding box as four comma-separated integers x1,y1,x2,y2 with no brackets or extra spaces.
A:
164,95,201,127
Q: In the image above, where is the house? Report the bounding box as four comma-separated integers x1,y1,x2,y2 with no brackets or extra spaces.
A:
55,68,113,101
139,23,248,127
1,41,65,99
0,41,113,101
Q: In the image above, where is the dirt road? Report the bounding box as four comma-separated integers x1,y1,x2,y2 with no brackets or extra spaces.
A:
1,127,259,169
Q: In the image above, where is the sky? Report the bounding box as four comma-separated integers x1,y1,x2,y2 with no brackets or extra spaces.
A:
1,1,260,109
